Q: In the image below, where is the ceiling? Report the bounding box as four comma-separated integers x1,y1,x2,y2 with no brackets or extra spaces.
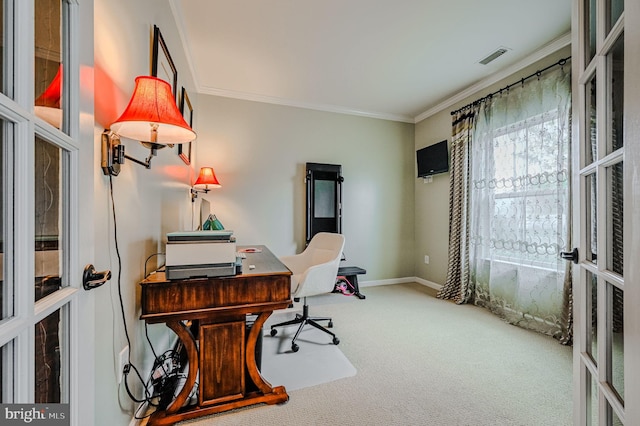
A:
170,0,571,123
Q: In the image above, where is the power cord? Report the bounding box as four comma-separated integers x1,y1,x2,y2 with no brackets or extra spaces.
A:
108,176,197,417
109,176,153,405
144,253,165,278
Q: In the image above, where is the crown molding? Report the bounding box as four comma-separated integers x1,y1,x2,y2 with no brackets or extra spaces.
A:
199,85,415,123
413,32,571,123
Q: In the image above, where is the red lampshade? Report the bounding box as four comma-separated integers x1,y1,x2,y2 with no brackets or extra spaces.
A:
36,65,62,108
34,64,62,128
194,167,221,188
110,76,196,144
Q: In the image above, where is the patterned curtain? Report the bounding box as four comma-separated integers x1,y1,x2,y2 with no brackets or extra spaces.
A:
440,65,573,344
437,108,478,304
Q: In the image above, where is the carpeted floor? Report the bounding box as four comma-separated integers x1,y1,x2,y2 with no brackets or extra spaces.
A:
180,283,573,425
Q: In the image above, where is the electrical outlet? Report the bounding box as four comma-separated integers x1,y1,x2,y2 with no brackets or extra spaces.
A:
118,346,129,384
424,255,430,264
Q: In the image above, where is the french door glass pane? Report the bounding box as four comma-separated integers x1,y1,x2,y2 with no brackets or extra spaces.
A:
607,162,623,276
609,35,624,154
587,271,598,363
35,307,66,403
586,173,597,263
1,340,13,402
607,0,624,33
34,0,63,130
0,118,9,320
586,75,597,165
0,0,4,95
34,136,63,301
586,0,597,62
587,368,598,425
609,282,624,402
611,408,623,426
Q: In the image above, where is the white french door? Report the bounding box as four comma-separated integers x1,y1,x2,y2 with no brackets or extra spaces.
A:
572,0,640,424
0,0,94,424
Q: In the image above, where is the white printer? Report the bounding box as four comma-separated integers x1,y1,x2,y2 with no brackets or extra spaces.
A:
165,230,237,280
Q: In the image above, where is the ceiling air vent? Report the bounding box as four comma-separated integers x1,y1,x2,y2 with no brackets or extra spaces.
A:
479,47,509,65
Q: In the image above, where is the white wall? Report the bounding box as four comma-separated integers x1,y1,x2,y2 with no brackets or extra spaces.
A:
93,1,196,425
193,95,415,280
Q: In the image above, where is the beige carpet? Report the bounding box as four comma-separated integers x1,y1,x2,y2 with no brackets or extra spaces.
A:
180,283,573,425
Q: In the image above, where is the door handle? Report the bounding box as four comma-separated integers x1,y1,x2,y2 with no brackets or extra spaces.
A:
560,248,579,264
83,264,112,290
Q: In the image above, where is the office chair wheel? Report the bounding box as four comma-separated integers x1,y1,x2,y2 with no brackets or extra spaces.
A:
270,328,278,337
328,321,333,328
333,337,340,345
291,343,299,352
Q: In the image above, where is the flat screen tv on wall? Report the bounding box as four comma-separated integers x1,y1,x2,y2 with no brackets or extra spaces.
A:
416,140,449,177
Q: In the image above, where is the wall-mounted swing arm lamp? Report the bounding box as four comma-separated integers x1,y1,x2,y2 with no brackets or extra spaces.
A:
191,167,221,202
101,76,196,176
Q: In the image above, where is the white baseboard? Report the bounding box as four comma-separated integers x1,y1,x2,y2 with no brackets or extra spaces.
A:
413,277,443,291
360,277,443,291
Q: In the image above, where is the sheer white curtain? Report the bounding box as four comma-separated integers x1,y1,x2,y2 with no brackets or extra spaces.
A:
468,66,572,339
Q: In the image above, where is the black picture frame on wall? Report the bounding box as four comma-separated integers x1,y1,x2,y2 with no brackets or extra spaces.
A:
178,87,193,165
151,25,178,101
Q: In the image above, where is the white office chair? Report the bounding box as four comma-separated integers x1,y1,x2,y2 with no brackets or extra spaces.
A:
270,232,346,352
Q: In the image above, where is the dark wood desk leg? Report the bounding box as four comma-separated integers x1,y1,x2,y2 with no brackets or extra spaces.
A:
245,312,288,403
164,321,198,413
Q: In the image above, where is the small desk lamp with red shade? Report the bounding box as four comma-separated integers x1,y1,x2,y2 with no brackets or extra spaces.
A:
190,166,221,202
101,76,196,176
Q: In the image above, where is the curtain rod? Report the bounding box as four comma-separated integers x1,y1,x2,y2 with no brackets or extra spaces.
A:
450,56,571,116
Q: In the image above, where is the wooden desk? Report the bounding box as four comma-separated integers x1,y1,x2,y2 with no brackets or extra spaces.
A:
140,245,291,425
